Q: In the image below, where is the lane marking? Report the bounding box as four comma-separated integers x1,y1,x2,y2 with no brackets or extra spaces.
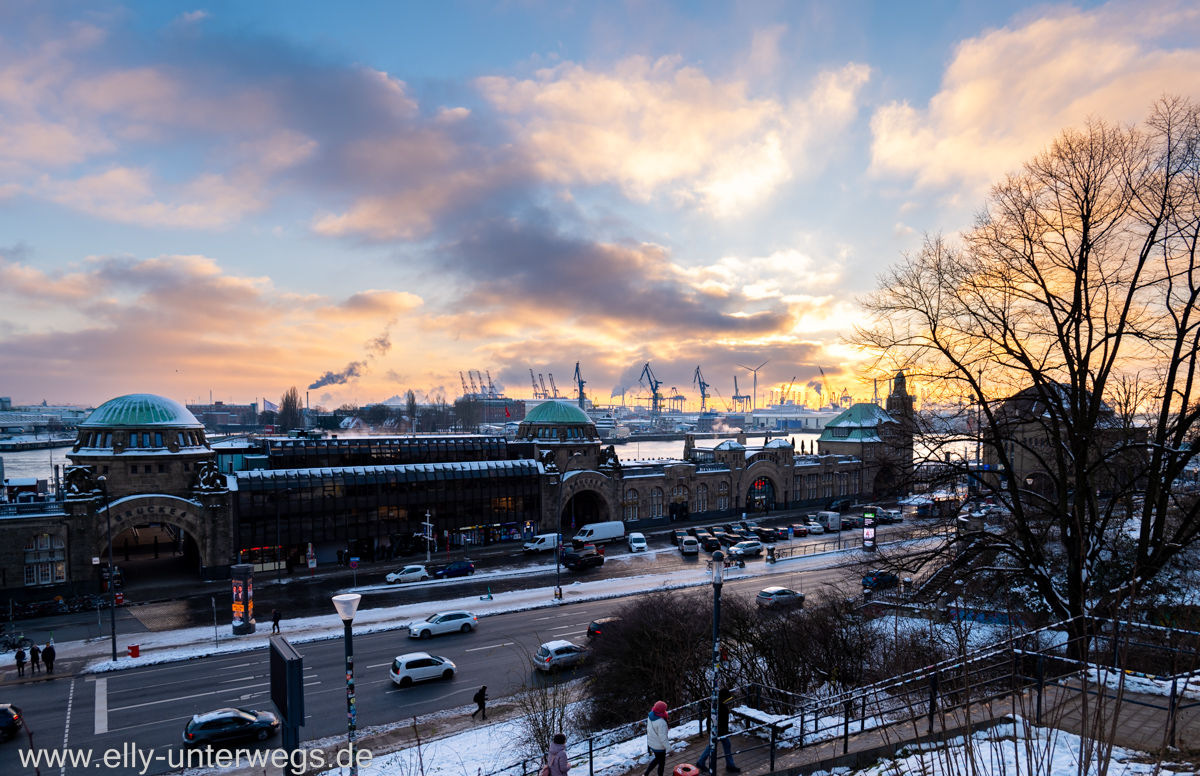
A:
464,642,514,652
108,713,196,734
61,678,75,776
94,677,108,735
109,681,269,712
366,662,393,669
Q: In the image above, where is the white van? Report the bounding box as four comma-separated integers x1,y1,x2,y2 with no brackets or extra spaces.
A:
522,533,560,554
816,511,842,532
571,521,625,545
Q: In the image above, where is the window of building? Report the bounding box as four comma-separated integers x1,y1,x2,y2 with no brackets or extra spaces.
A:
145,465,153,474
717,481,729,511
142,433,151,448
650,488,664,517
623,489,639,521
130,465,138,474
127,433,138,448
833,427,850,438
807,474,818,500
154,433,164,447
158,464,166,474
695,484,708,512
24,534,66,586
822,473,833,498
102,466,109,474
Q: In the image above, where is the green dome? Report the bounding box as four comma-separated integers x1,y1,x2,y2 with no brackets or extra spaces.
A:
82,394,202,428
523,401,593,425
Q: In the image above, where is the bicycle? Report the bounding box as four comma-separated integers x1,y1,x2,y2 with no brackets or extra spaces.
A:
0,630,34,652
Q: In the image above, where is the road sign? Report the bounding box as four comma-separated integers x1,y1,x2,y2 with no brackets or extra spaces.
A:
349,557,359,569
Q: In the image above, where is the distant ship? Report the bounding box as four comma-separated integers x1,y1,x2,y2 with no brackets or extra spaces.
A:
592,414,630,439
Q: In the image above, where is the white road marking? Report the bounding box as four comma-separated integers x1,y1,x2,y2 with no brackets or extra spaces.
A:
366,662,393,668
61,678,75,776
464,642,514,652
94,677,108,735
110,681,269,712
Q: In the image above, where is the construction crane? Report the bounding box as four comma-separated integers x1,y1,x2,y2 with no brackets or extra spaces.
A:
737,359,770,410
530,369,543,399
783,375,797,405
693,366,710,412
573,362,587,409
819,367,834,409
731,375,751,413
460,371,471,399
639,363,664,416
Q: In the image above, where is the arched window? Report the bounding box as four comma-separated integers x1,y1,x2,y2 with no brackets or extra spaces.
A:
623,489,639,521
695,484,708,512
24,534,66,586
717,482,729,511
650,488,664,517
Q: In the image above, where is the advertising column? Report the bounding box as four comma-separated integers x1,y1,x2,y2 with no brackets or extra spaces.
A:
863,507,877,552
231,563,256,635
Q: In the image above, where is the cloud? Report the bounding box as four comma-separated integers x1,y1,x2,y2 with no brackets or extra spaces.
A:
870,0,1200,191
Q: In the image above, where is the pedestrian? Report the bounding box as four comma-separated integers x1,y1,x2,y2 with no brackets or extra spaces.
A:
697,687,740,773
643,701,669,776
271,609,282,635
471,685,488,720
337,549,344,566
548,732,571,776
42,642,56,674
29,643,41,675
14,647,25,677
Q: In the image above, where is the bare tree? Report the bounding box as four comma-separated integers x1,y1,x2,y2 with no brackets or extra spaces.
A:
405,389,418,432
278,386,303,431
853,97,1200,647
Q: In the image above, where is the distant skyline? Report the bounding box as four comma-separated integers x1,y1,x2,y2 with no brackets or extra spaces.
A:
2,0,1198,409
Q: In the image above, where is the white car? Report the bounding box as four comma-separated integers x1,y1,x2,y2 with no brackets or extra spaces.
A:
679,536,700,555
409,610,478,639
806,521,825,534
534,640,588,673
389,652,456,687
627,532,647,552
729,540,764,557
386,565,430,584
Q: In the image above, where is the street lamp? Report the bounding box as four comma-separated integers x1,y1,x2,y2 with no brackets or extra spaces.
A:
423,510,433,565
332,593,362,775
708,549,725,766
96,476,118,662
554,452,585,601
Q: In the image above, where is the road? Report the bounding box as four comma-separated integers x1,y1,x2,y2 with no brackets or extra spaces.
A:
0,525,918,775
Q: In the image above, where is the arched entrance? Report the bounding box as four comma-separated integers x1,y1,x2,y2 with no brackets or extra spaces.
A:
746,476,777,512
561,490,606,533
92,495,209,595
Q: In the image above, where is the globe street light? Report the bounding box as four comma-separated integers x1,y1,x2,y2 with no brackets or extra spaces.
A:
554,452,585,601
708,549,725,766
97,475,118,663
333,593,362,775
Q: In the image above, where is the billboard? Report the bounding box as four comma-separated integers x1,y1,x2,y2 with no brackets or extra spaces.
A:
863,507,877,552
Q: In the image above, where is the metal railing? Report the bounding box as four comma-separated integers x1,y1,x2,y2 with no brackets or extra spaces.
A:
0,501,66,518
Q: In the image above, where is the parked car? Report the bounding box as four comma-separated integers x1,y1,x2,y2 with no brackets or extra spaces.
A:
679,536,700,555
698,535,721,552
752,527,778,543
671,529,687,546
756,586,805,609
862,571,900,590
738,520,760,531
789,523,809,537
389,652,456,687
843,516,864,529
882,509,904,523
805,521,825,534
0,704,22,742
688,526,711,539
715,531,740,547
587,617,620,638
386,565,430,584
182,708,279,747
534,640,588,673
627,532,648,552
435,560,475,579
409,610,478,638
729,540,764,557
774,527,790,541
563,547,604,570
829,499,851,512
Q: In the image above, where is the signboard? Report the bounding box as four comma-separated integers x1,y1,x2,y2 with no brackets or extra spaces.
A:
349,557,359,570
863,507,877,552
231,563,255,635
306,543,316,569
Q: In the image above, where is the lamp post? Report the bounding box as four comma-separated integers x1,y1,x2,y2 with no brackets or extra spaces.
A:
274,486,292,586
97,476,118,663
333,593,362,775
553,452,585,601
708,549,725,766
423,510,433,565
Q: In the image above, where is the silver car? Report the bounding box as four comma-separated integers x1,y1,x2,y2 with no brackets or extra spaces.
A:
534,640,588,673
729,540,764,557
756,586,805,609
409,610,478,639
389,652,456,687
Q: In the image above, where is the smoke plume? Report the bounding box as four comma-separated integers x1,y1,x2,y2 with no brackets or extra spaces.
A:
309,361,366,389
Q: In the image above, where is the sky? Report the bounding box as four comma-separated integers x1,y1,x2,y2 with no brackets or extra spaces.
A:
2,0,1199,411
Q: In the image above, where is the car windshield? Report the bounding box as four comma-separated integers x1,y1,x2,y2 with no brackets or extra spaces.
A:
425,614,441,623
536,646,550,657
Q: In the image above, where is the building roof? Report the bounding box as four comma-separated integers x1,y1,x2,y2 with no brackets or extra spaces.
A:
713,439,745,451
81,394,203,429
817,402,895,442
522,400,592,425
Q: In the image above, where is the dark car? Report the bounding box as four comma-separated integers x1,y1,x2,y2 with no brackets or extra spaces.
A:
183,708,280,747
671,529,687,546
713,531,739,546
698,535,721,552
738,520,760,531
752,527,777,543
843,516,864,529
687,527,711,539
789,523,809,537
774,527,790,541
862,570,900,590
829,499,851,512
0,704,22,742
587,616,620,638
435,560,475,579
563,547,604,570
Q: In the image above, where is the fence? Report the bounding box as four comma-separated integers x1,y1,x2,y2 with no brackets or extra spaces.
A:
769,524,953,562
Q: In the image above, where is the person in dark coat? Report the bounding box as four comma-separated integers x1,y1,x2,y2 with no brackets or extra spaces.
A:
271,609,282,634
471,685,488,720
337,549,345,566
29,643,41,674
14,648,25,677
42,642,56,674
697,686,740,772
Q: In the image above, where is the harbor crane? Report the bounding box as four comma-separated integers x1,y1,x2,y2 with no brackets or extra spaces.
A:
573,362,587,409
460,371,471,399
819,366,834,409
486,370,497,398
693,366,711,412
731,375,751,413
783,375,797,405
538,374,550,398
530,369,544,399
639,363,664,416
548,373,560,398
736,359,770,411
666,387,687,413
467,372,480,397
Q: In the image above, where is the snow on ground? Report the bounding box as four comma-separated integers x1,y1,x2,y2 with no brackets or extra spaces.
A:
820,718,1167,776
1085,666,1200,701
0,534,947,675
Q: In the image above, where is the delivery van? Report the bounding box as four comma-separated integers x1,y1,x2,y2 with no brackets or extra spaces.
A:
523,533,560,554
571,521,625,545
816,511,842,532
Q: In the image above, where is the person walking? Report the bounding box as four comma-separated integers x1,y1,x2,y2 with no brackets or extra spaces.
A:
643,701,669,776
697,687,740,773
42,642,56,674
548,733,571,776
271,609,282,635
14,647,25,677
29,643,41,675
471,685,488,720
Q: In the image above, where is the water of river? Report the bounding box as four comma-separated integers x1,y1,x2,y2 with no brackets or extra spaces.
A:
0,444,74,484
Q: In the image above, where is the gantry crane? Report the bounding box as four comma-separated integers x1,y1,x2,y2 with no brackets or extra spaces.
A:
460,371,471,399
574,362,587,409
731,375,751,413
485,370,497,398
530,369,541,399
693,366,710,412
548,373,560,398
538,374,550,398
639,363,664,416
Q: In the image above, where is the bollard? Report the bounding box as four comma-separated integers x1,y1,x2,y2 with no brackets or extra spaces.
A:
1168,681,1178,749
589,736,594,776
842,699,852,754
770,725,778,770
928,672,939,735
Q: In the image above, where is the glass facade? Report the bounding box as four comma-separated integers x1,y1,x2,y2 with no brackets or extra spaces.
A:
260,435,508,469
